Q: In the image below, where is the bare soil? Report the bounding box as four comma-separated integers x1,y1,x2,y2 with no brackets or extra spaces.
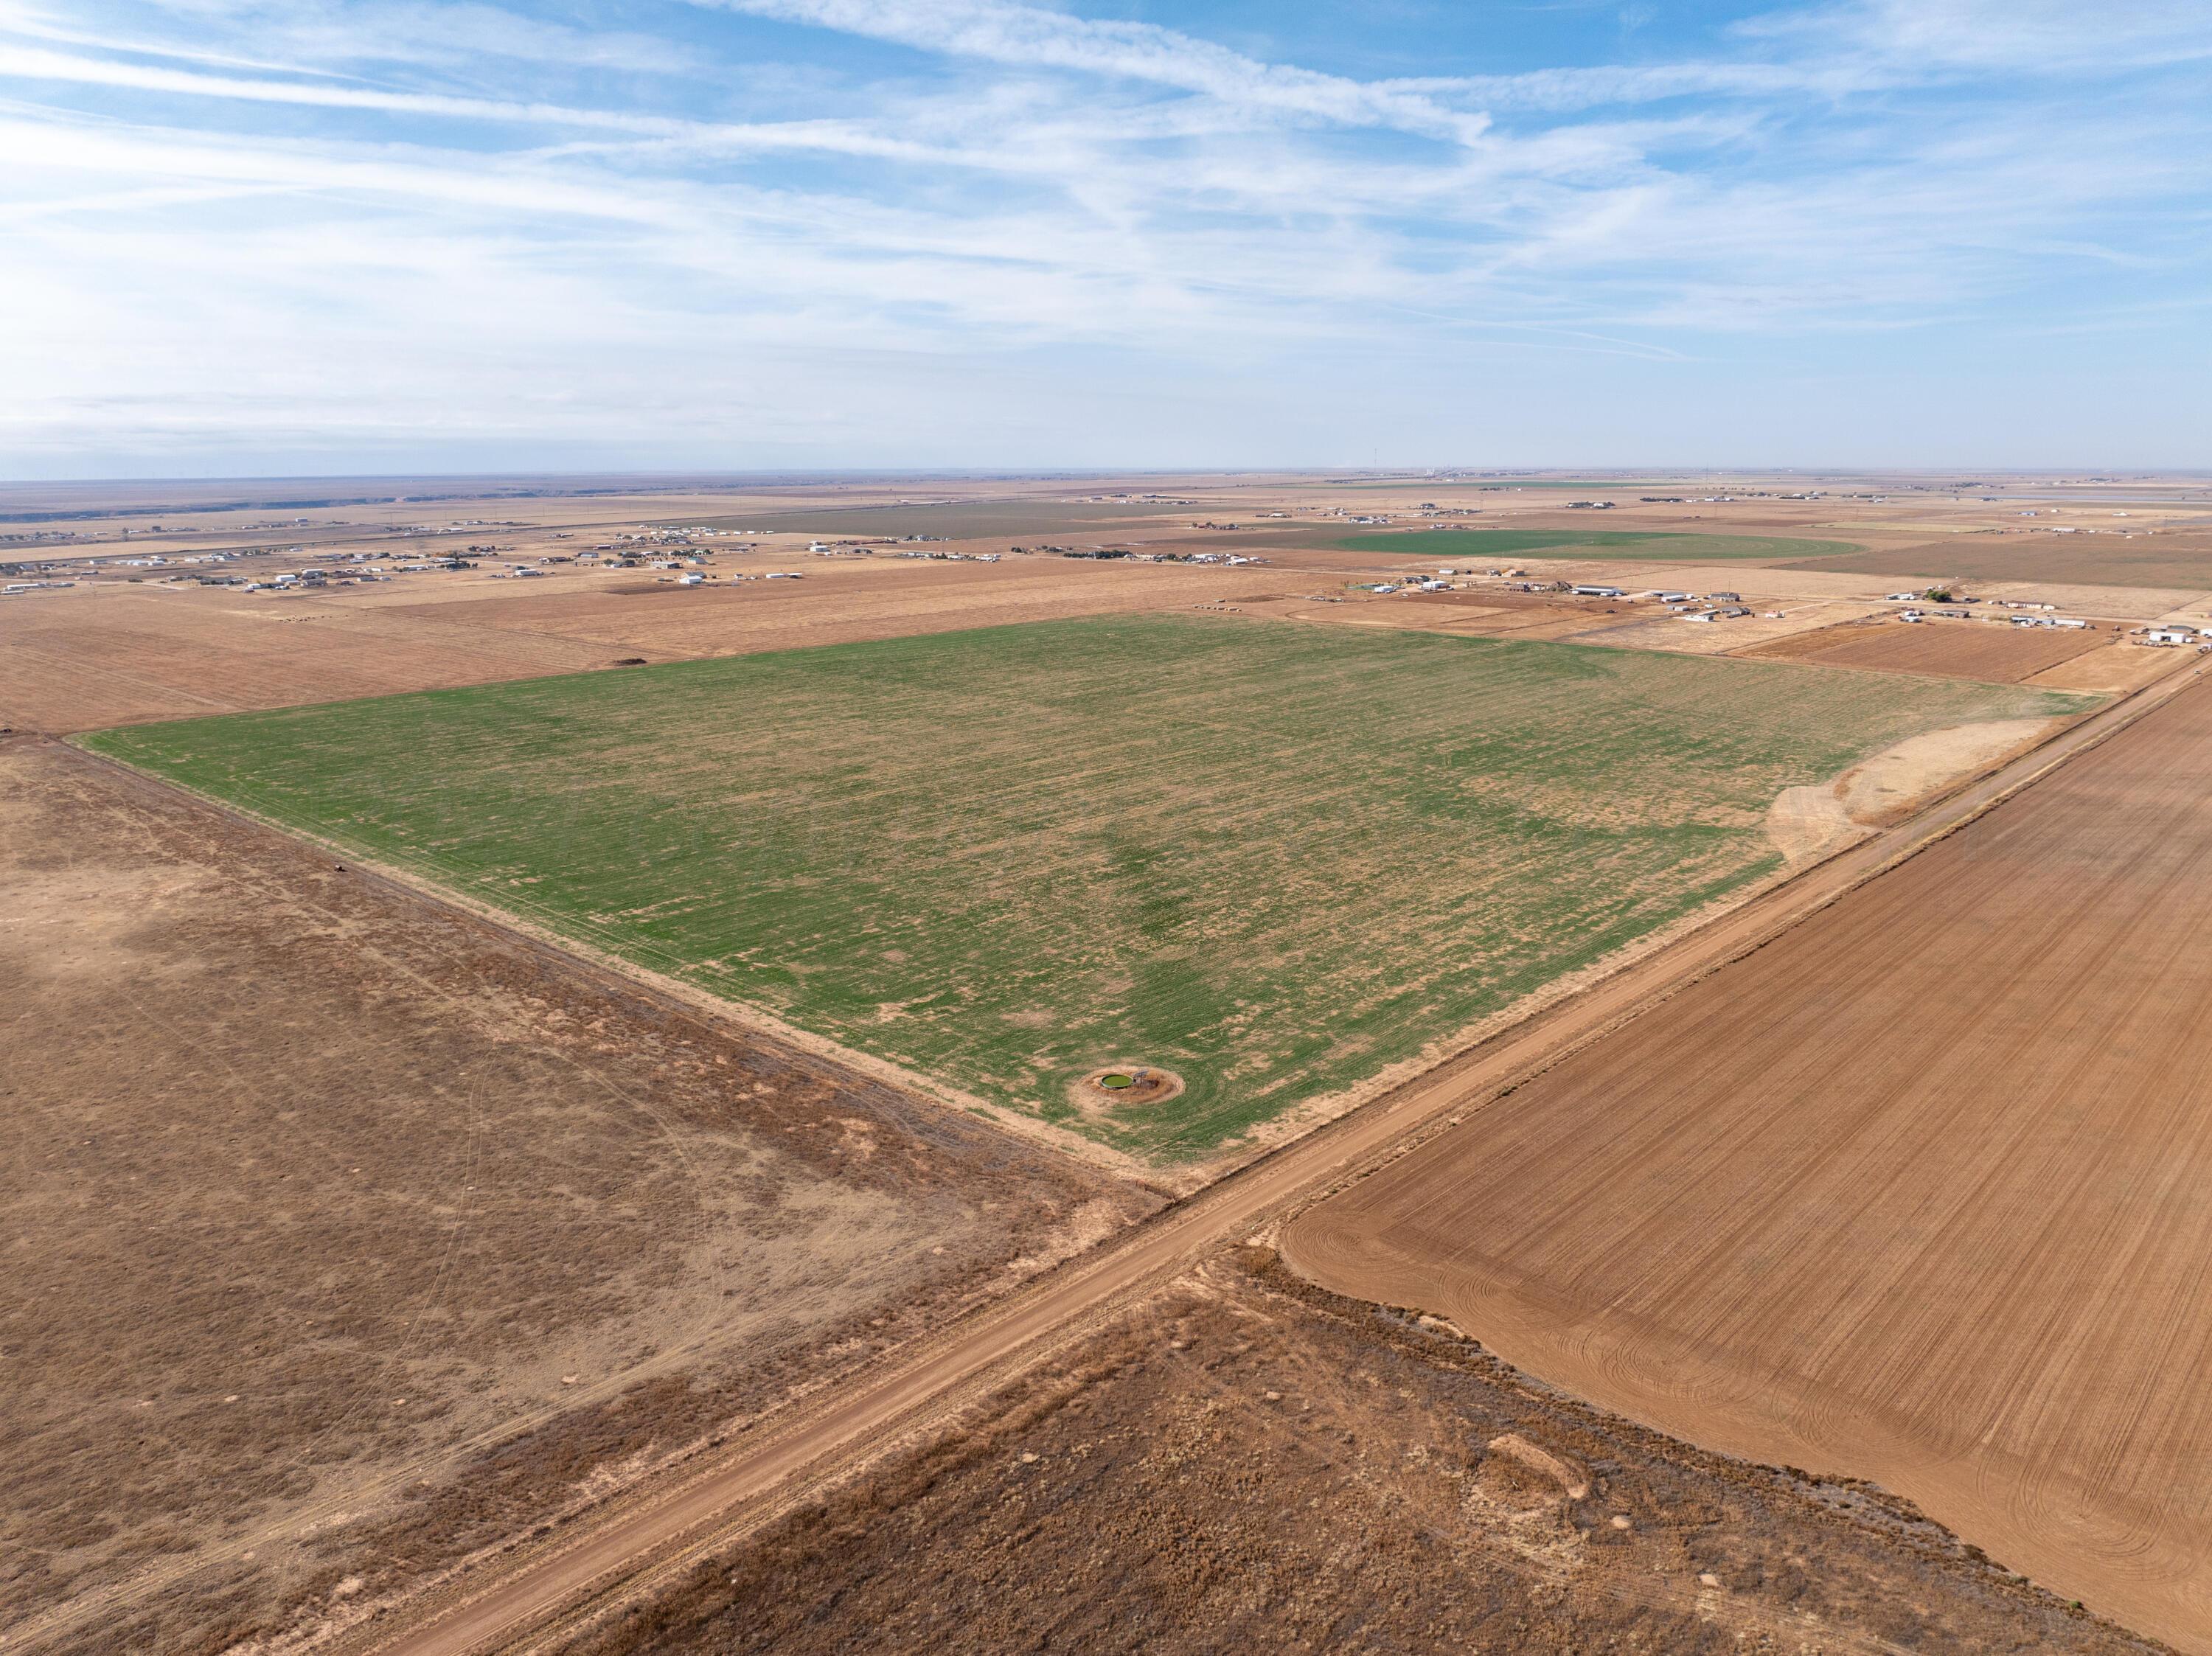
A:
1778,529,2212,591
1761,715,2063,864
0,561,1282,735
558,1250,2165,1656
1561,600,1888,658
1287,673,2212,1652
1742,616,2109,681
0,739,1149,1655
2029,641,2184,695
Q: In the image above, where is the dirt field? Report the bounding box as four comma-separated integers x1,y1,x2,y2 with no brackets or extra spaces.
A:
1286,671,2212,1652
689,500,1191,538
2029,641,2183,695
1776,530,2212,591
0,560,1281,734
0,738,1145,1656
559,1252,2162,1656
1742,617,2111,681
1247,588,1644,644
0,586,613,731
83,615,2087,1167
1332,526,1863,561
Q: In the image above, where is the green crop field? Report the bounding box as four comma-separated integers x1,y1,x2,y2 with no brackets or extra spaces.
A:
1332,528,1862,561
81,615,2089,1163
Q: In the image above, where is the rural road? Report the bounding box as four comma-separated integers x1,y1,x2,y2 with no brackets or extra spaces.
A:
326,655,2204,1656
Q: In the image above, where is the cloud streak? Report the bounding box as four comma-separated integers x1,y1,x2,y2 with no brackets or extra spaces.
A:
703,0,1495,143
1,0,2208,473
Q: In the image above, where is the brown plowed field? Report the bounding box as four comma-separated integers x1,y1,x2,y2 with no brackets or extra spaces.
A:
1284,674,2212,1652
0,739,1144,1656
369,557,1262,660
2031,641,2185,695
557,1253,2163,1656
1742,616,2109,681
1775,529,2212,591
0,559,1276,734
0,588,611,731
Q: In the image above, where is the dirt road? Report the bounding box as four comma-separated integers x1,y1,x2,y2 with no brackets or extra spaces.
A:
324,655,2200,1656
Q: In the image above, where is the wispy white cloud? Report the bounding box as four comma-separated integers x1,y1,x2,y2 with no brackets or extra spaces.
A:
699,0,1495,143
0,0,2207,472
1737,0,2212,72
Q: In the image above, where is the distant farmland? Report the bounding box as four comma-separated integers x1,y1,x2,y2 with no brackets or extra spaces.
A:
692,500,1178,539
1775,529,2212,591
1331,528,1862,561
83,616,2084,1162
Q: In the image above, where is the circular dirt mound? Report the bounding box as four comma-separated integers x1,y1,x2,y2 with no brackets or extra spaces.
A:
1076,1065,1185,1107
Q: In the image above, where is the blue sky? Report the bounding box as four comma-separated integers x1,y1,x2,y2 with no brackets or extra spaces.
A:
3,0,2208,476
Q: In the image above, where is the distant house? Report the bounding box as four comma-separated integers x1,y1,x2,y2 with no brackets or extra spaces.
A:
1571,584,1624,597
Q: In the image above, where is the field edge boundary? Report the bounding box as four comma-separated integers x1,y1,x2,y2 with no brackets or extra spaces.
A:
55,734,1166,1193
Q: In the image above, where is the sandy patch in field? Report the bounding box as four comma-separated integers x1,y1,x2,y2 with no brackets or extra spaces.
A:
1763,715,2064,864
1836,716,2062,822
1762,784,1857,866
2029,641,2188,695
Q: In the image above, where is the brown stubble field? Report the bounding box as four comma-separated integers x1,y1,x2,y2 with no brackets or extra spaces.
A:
1778,528,2212,591
557,1251,2165,1656
0,737,1148,1656
0,558,1280,734
1742,616,2115,681
1284,669,2212,1652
